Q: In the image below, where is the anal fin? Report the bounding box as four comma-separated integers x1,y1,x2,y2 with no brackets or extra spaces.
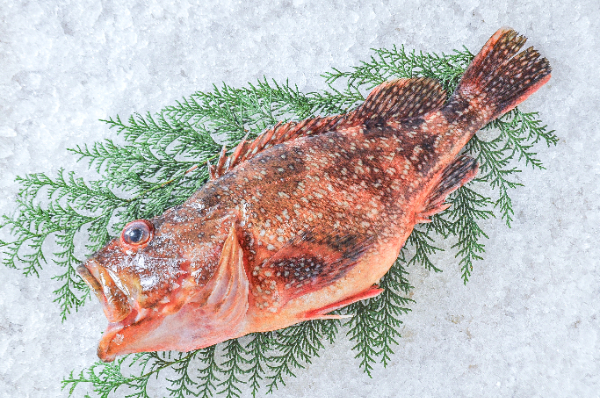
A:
303,286,383,321
419,155,479,222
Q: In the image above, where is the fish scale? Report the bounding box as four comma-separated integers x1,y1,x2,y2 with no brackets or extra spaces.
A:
77,27,551,362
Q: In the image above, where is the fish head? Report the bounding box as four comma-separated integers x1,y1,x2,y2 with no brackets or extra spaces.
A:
77,204,249,361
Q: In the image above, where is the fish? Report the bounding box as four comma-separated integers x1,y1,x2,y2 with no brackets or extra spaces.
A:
77,28,551,362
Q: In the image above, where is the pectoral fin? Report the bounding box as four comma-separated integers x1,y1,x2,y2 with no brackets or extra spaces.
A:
205,224,250,326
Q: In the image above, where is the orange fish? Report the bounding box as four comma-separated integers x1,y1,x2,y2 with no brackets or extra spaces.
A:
77,28,551,362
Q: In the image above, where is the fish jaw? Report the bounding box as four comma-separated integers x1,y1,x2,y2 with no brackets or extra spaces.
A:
77,258,203,362
97,307,156,362
96,297,250,362
78,259,186,362
77,259,132,323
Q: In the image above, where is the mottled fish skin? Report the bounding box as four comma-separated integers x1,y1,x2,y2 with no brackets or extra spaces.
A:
78,28,551,362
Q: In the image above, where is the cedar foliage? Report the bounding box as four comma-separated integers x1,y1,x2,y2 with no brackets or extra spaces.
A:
0,43,556,397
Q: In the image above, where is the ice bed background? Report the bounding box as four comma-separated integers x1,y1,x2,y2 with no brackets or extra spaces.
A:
0,0,598,397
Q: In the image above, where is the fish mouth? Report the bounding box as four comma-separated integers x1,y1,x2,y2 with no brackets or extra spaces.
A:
77,259,132,323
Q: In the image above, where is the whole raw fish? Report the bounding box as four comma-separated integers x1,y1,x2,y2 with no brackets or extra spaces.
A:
78,28,551,362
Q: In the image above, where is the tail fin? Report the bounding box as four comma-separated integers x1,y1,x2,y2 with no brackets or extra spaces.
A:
445,28,551,123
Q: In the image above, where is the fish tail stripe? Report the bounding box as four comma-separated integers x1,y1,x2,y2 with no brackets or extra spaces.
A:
463,29,526,85
447,27,551,123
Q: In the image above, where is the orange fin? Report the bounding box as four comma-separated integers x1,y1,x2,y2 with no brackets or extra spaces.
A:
204,224,250,325
211,115,346,180
350,78,447,123
211,78,448,180
303,286,384,321
420,155,479,221
446,27,551,123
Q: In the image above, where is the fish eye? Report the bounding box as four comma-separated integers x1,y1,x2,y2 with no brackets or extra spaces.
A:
121,220,154,247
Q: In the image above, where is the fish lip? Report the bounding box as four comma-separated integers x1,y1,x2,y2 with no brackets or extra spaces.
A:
76,262,103,296
77,259,133,323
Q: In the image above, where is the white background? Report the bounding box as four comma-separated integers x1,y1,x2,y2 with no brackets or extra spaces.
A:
1,0,598,397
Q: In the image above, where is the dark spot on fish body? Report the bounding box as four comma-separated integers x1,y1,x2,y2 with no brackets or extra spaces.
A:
419,133,435,151
412,134,439,175
271,255,344,291
398,117,425,131
363,116,388,131
330,235,361,254
300,231,359,254
441,98,469,123
196,184,222,209
362,123,398,139
253,146,307,180
280,256,318,277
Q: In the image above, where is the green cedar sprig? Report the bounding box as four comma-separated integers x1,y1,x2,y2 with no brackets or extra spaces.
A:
0,44,556,397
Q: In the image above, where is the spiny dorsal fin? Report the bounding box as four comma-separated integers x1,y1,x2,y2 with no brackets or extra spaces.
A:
210,115,346,180
350,77,447,123
209,78,447,181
